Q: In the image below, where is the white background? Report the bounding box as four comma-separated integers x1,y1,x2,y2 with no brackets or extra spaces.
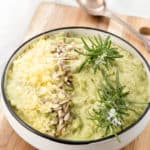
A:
0,0,150,71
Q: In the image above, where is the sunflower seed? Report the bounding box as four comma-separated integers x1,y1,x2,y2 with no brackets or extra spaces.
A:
61,128,66,134
59,118,64,125
58,110,65,118
57,124,64,132
63,103,70,113
64,112,70,121
52,104,62,111
52,104,59,108
59,100,70,105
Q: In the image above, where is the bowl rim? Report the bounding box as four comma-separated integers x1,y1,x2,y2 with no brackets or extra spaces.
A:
1,26,150,145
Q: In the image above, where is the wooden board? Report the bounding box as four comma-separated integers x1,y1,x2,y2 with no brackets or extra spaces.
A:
0,2,150,150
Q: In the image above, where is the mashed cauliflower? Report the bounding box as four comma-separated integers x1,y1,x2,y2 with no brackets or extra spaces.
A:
5,32,149,140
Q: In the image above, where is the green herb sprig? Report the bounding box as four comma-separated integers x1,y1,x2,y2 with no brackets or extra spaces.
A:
75,36,123,73
88,70,146,141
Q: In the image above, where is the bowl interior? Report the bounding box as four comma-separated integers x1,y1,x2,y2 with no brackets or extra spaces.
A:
2,27,150,144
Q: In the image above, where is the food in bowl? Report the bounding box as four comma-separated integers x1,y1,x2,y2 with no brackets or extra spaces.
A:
4,31,149,141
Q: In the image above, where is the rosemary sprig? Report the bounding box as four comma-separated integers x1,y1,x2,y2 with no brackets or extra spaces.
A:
88,70,146,141
75,36,123,73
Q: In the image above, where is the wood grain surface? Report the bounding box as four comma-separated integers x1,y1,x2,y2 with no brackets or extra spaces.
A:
0,2,150,150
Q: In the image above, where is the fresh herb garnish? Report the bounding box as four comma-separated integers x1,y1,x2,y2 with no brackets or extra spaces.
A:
75,36,123,73
88,70,145,141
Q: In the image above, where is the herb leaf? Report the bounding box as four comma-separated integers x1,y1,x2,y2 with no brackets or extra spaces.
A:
75,36,123,73
88,70,146,141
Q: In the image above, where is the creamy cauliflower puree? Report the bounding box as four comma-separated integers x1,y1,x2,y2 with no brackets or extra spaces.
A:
5,32,149,140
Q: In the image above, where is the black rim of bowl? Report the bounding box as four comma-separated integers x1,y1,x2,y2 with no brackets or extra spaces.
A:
1,26,150,145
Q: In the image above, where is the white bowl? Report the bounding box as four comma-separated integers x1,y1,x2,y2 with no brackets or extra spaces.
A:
1,27,150,150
